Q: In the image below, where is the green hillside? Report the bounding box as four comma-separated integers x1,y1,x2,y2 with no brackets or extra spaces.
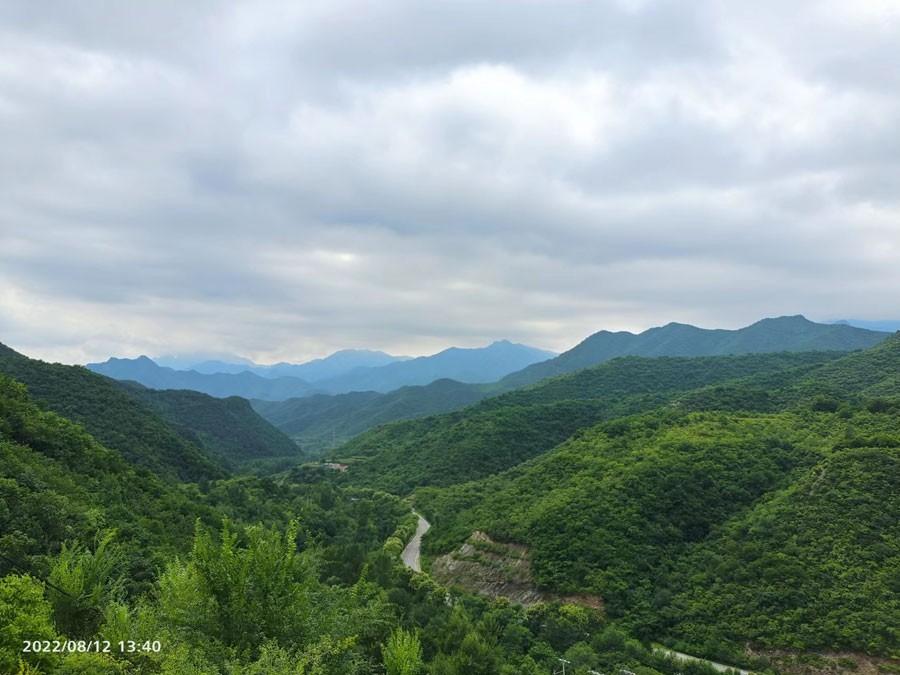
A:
120,382,301,467
253,378,489,452
1,370,694,675
412,337,900,657
333,351,843,493
416,407,900,656
501,315,888,389
0,372,221,589
667,445,900,654
0,344,224,482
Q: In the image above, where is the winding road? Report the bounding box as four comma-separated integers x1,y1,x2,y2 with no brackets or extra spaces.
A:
654,646,752,675
401,511,431,572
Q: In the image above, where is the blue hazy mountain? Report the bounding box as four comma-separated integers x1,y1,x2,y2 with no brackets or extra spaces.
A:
831,318,900,332
160,349,408,380
153,353,256,370
312,340,557,394
261,350,410,381
87,356,320,401
88,341,555,399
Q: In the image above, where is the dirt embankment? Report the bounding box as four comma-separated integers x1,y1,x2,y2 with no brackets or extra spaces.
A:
745,647,900,675
430,531,604,611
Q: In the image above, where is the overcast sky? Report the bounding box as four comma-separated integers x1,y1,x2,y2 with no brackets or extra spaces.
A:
1,0,899,364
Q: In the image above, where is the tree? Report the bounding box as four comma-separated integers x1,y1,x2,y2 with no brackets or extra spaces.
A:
383,627,424,675
49,530,124,639
0,575,59,673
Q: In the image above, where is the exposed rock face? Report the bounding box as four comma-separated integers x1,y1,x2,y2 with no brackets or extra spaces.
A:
430,531,603,611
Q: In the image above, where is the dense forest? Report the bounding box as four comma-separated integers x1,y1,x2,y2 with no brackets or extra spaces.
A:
251,378,490,452
413,337,900,659
331,351,843,492
0,370,746,674
3,335,900,672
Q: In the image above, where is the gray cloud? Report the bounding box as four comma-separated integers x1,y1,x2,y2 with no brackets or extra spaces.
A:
1,0,899,365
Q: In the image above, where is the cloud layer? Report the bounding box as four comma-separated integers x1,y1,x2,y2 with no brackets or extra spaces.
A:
2,0,899,363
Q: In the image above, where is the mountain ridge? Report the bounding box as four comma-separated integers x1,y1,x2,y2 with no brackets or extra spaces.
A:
500,315,890,389
88,340,556,400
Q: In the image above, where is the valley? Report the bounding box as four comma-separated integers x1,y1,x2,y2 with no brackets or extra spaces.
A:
2,316,900,674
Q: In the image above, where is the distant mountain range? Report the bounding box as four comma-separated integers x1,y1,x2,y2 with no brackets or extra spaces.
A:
174,349,410,379
312,341,556,394
87,356,322,401
86,340,557,400
500,315,891,389
832,319,900,332
252,315,892,447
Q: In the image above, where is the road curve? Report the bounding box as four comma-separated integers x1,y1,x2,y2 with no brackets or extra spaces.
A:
655,646,752,675
401,511,431,572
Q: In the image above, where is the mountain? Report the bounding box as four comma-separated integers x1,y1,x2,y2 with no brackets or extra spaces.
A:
3,366,647,675
86,356,320,400
0,344,224,482
89,341,553,399
500,315,890,389
0,369,227,591
412,336,900,656
182,349,408,380
328,350,842,493
118,382,301,467
252,378,490,451
832,318,900,332
261,349,410,381
154,352,256,370
0,343,300,476
313,340,556,394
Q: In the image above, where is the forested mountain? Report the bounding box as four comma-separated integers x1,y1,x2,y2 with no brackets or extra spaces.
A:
2,358,703,675
118,382,301,467
500,315,889,389
0,344,224,481
253,318,887,450
86,355,321,400
410,335,900,658
5,332,900,672
252,378,490,451
0,344,300,476
331,351,844,493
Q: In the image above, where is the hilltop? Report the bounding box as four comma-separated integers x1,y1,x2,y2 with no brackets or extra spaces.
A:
0,343,301,478
500,315,889,389
88,340,555,400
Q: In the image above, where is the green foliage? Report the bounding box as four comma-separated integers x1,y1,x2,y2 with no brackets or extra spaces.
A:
5,336,900,669
335,351,838,493
418,404,900,656
0,350,223,481
253,378,490,453
49,531,125,638
383,627,424,675
0,575,59,673
121,382,301,467
665,446,900,654
157,519,325,657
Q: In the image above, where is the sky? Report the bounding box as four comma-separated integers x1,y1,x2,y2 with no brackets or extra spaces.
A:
1,0,899,365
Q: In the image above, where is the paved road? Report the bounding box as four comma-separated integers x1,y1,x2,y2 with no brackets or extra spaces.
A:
655,647,752,675
401,511,431,572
